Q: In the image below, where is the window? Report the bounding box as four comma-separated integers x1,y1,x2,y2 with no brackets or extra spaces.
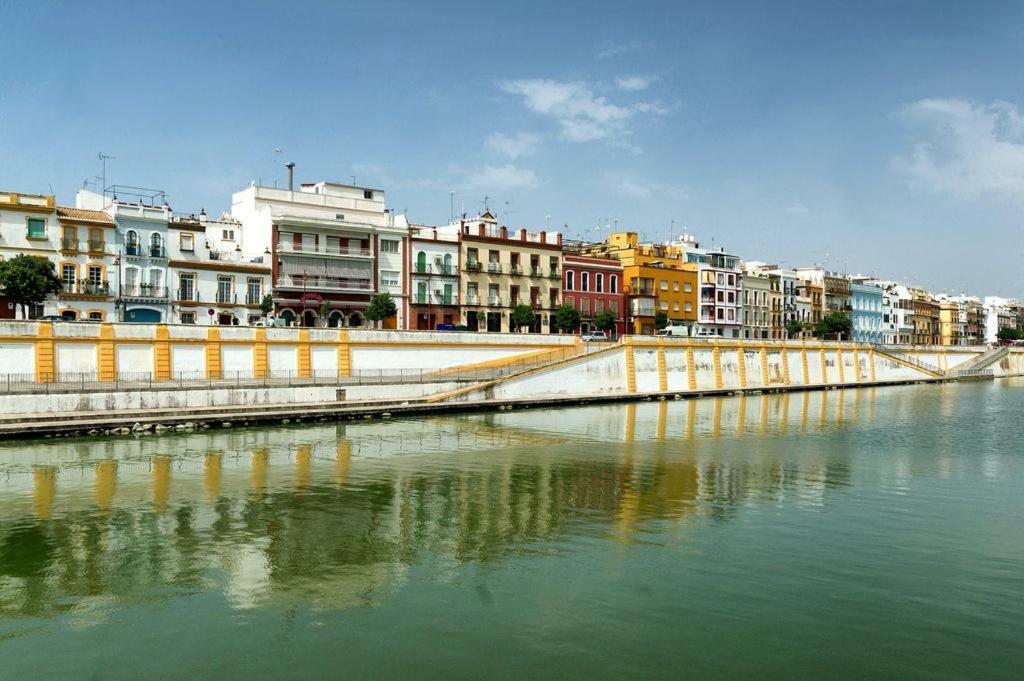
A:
150,232,163,257
660,300,669,311
222,229,235,241
381,239,399,253
87,310,104,321
87,265,103,287
581,272,590,291
27,218,46,239
595,299,604,314
610,275,618,293
181,312,196,324
684,282,692,293
596,273,604,293
247,278,262,305
380,270,399,287
673,302,679,312
61,263,76,291
363,190,374,200
685,302,692,312
566,270,575,291
217,275,233,303
672,281,679,291
62,225,77,250
180,233,195,252
717,273,724,285
179,273,196,301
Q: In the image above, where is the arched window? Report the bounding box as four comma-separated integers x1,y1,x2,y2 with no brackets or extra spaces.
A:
443,253,453,274
416,251,427,272
566,270,575,291
596,273,604,293
150,232,163,257
581,272,590,292
610,275,618,293
125,230,139,255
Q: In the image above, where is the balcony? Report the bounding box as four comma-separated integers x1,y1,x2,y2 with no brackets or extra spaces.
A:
530,266,543,277
466,294,481,305
177,289,198,302
125,243,141,256
548,269,561,279
216,292,237,305
487,262,503,274
246,293,263,305
60,238,79,253
414,293,457,305
274,275,373,292
88,240,107,254
413,263,456,276
488,298,503,307
150,246,166,259
531,300,543,309
465,261,483,272
630,285,655,296
276,242,373,258
509,265,523,276
59,280,111,298
121,284,169,300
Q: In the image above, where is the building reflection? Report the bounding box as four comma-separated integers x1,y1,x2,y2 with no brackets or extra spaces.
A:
0,388,891,619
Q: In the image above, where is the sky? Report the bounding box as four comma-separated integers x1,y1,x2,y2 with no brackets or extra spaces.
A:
2,0,1024,296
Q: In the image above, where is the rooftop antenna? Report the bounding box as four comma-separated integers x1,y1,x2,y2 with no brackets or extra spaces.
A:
482,195,490,213
98,152,116,202
351,175,356,186
449,190,456,224
504,200,514,226
273,148,283,187
545,214,551,230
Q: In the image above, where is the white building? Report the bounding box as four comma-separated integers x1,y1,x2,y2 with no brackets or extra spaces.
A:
408,224,460,330
983,296,1016,344
168,211,272,325
231,177,409,328
667,232,743,338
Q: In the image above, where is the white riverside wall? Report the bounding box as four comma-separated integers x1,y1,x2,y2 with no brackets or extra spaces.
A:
448,342,942,403
0,381,460,415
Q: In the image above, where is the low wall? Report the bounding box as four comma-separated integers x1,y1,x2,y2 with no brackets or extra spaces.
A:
0,380,460,415
0,321,576,386
443,339,947,403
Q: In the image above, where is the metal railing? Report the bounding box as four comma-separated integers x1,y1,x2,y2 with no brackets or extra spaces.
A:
875,346,941,374
274,275,373,291
277,242,373,257
120,285,170,299
216,292,236,304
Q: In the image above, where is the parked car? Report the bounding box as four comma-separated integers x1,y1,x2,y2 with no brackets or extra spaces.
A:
692,328,721,338
655,325,691,337
37,315,64,323
580,330,609,342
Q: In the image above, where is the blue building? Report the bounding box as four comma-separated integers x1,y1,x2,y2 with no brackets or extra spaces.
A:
850,281,884,343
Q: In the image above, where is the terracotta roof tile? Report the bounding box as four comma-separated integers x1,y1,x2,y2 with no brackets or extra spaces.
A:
55,206,114,224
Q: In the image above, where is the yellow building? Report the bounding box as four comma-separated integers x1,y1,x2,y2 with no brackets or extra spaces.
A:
580,232,697,334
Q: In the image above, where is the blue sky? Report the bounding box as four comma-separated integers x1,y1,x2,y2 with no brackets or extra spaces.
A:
3,0,1024,295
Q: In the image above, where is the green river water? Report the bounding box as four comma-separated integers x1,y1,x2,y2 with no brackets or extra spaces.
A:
0,381,1022,680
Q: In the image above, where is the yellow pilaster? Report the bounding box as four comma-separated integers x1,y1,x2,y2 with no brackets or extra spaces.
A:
801,347,810,384
781,347,791,384
852,349,861,383
337,331,351,377
35,322,55,382
819,348,827,384
868,348,877,382
624,342,637,393
253,328,268,378
713,343,723,389
97,323,116,381
737,344,747,388
206,327,221,380
656,339,667,392
297,329,311,378
760,345,769,385
686,345,697,390
837,348,846,383
154,325,170,380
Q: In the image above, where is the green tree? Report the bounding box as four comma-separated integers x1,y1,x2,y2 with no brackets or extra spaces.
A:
996,327,1021,342
553,304,581,333
816,311,852,340
365,293,397,327
0,254,62,318
593,310,616,332
318,300,331,327
259,293,274,316
510,304,536,332
654,311,669,330
785,319,804,338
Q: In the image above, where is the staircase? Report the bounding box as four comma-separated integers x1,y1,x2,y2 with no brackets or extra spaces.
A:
874,347,944,377
951,346,1007,377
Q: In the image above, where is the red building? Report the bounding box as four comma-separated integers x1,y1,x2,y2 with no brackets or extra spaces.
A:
561,254,625,337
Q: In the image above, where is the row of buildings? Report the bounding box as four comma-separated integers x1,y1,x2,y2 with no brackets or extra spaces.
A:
1,174,1020,344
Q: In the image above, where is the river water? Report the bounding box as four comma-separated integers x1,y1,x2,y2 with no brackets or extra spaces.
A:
1,381,1022,680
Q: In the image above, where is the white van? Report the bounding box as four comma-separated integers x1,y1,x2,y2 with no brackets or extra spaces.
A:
655,325,691,337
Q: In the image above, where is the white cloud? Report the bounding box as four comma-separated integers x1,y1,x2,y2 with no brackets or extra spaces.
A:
484,132,542,160
615,75,656,92
895,98,1024,200
603,173,689,201
498,78,666,146
464,164,539,191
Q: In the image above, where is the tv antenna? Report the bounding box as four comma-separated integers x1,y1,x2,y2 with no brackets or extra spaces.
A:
98,152,116,201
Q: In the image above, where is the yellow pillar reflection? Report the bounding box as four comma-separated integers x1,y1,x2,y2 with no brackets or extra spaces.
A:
336,441,352,488
624,403,637,442
33,466,56,519
736,394,747,435
780,392,790,434
800,391,809,432
251,447,269,493
818,391,828,431
295,444,312,491
95,460,117,511
759,393,769,435
204,451,223,502
657,400,667,441
686,399,696,440
836,390,845,426
712,397,723,438
152,456,172,513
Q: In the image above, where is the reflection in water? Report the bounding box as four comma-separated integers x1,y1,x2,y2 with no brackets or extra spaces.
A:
0,382,1022,681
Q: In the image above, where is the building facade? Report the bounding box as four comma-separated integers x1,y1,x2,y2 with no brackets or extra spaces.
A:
740,263,771,339
562,253,625,337
231,180,408,328
408,225,460,330
849,281,883,343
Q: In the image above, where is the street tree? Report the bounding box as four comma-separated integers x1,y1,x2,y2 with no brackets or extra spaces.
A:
553,304,581,333
0,254,62,318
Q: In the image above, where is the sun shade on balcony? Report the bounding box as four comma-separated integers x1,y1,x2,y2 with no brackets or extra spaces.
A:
280,255,371,279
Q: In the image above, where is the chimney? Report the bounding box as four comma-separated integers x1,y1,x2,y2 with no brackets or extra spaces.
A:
199,208,207,224
285,162,295,191
500,226,507,239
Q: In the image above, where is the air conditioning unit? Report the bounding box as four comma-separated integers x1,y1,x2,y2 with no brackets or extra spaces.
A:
433,289,443,296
